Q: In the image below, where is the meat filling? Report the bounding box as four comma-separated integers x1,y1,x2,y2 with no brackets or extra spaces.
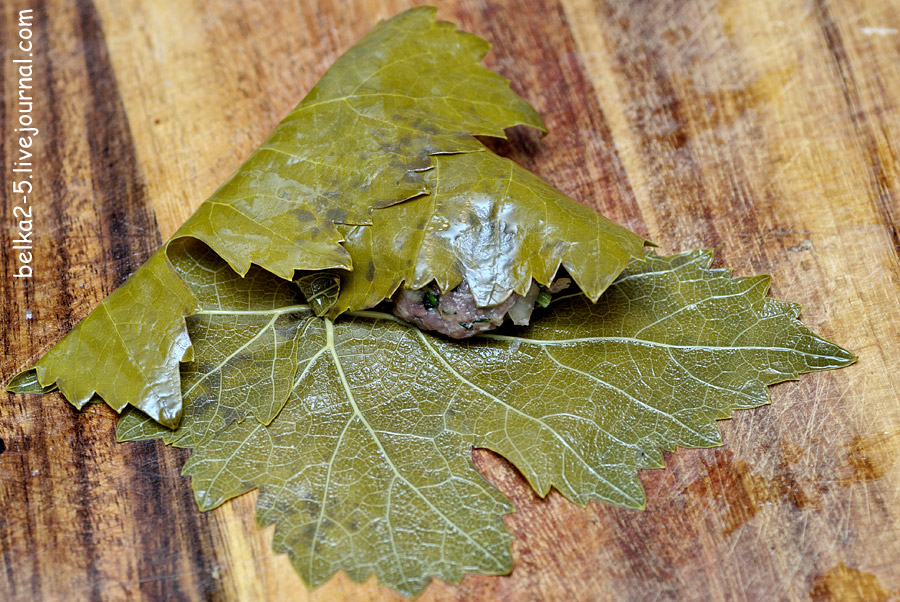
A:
392,278,571,339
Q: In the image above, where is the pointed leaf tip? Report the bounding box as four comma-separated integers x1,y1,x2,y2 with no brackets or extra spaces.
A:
6,368,57,395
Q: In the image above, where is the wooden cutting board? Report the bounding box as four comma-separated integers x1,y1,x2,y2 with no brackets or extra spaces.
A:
2,0,898,600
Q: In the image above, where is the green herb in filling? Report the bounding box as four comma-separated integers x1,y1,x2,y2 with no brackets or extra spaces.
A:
536,289,552,308
424,290,439,310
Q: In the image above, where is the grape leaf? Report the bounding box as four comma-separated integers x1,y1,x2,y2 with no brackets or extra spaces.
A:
19,250,201,426
116,248,854,597
165,6,551,281
114,241,315,447
7,7,646,427
332,149,646,315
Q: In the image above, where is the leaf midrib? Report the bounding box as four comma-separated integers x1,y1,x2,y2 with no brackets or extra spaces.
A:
193,307,838,364
309,318,504,578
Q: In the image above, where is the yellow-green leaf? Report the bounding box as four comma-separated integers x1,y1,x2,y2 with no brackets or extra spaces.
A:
117,249,854,596
10,250,199,427
167,6,548,281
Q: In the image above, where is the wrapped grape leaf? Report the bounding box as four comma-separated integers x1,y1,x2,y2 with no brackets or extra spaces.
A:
6,6,856,598
7,7,646,427
116,247,855,597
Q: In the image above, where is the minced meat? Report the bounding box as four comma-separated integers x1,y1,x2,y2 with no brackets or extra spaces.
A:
391,278,570,338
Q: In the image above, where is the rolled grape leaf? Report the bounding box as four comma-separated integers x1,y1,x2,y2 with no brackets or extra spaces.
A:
117,248,855,597
6,7,646,427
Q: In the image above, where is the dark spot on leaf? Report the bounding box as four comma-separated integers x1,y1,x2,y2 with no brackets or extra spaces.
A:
193,361,215,375
199,368,222,392
365,260,375,282
231,352,254,366
274,497,303,517
192,394,217,413
379,141,400,155
219,406,242,426
300,523,317,541
303,499,320,518
326,207,348,223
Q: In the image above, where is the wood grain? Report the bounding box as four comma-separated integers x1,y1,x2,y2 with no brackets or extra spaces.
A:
1,0,898,600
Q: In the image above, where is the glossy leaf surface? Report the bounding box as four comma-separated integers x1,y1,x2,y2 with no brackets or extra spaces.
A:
168,6,548,281
333,149,646,315
117,249,855,596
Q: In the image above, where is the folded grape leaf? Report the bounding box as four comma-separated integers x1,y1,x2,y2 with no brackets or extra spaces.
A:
21,250,201,426
7,6,646,427
117,248,855,597
114,241,315,447
166,6,552,281
333,149,646,315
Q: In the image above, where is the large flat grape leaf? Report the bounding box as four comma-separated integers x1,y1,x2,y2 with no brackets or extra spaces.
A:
117,248,854,597
7,7,645,426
